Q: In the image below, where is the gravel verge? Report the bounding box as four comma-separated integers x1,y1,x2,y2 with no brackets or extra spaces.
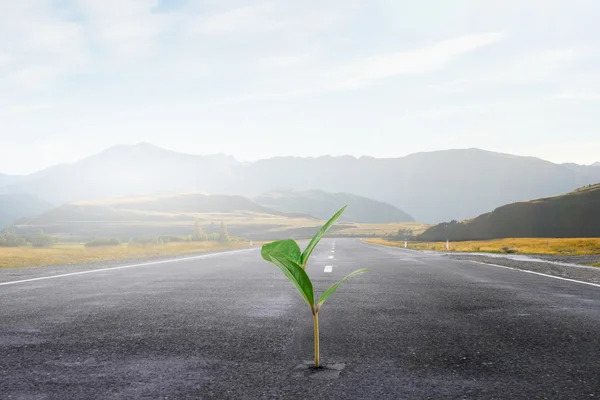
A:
527,254,600,265
446,253,600,285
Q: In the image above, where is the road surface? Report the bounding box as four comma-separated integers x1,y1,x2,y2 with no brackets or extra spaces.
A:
1,239,599,399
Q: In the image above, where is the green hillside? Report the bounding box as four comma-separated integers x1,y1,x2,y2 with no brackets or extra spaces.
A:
254,189,414,223
419,183,600,241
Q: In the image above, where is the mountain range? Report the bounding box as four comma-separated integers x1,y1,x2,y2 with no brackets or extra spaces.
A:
2,143,600,223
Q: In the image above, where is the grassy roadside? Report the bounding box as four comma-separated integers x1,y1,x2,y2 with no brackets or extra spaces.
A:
365,237,600,256
0,241,250,269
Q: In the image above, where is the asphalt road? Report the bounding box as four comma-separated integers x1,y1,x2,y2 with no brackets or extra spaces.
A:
1,239,600,399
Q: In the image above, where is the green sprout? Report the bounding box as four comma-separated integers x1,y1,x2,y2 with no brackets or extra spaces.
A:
261,206,368,368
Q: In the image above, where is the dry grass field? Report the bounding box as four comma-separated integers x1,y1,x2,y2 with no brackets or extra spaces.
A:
8,193,432,269
17,207,431,241
0,241,250,269
0,221,430,268
366,237,600,255
337,222,430,236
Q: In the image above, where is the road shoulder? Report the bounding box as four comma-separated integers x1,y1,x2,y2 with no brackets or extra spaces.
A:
0,247,257,285
447,253,600,285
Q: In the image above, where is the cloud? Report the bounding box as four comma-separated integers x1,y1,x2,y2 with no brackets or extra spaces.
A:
333,32,505,89
0,0,181,98
0,53,11,68
74,0,170,57
3,103,55,117
552,92,600,101
233,32,505,100
550,70,600,101
192,1,281,34
12,65,61,90
255,53,312,70
0,1,90,91
429,47,583,98
190,0,361,36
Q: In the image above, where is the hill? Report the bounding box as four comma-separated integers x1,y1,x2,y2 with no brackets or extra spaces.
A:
3,143,600,223
418,183,600,241
593,162,600,167
15,193,296,240
15,192,422,241
22,193,284,224
254,189,414,223
0,194,53,228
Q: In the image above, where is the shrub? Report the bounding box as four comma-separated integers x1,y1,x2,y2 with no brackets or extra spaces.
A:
500,247,518,254
192,220,208,241
0,234,28,247
219,221,230,243
85,238,121,247
29,234,55,248
130,236,159,245
208,232,219,241
158,235,187,243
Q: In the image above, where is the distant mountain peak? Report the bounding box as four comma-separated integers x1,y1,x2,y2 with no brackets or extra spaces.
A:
592,162,600,167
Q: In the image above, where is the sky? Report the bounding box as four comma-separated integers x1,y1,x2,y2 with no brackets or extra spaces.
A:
1,0,600,174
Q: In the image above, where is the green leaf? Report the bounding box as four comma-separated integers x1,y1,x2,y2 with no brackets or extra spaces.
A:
301,205,346,268
261,239,302,264
317,268,369,309
269,255,314,307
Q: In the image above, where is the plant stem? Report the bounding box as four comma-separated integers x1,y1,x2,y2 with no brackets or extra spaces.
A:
313,309,320,368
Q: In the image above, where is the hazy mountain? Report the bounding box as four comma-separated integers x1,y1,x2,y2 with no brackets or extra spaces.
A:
0,173,25,188
255,189,414,223
0,143,238,204
593,162,600,167
0,194,53,228
3,143,600,223
238,149,600,223
419,183,600,241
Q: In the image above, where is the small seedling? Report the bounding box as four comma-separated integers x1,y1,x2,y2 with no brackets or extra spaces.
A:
261,206,368,368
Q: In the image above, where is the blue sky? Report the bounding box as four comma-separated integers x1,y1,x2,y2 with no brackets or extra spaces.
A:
1,0,600,174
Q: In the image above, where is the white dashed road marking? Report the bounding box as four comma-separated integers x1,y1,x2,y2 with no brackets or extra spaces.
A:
324,266,333,273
